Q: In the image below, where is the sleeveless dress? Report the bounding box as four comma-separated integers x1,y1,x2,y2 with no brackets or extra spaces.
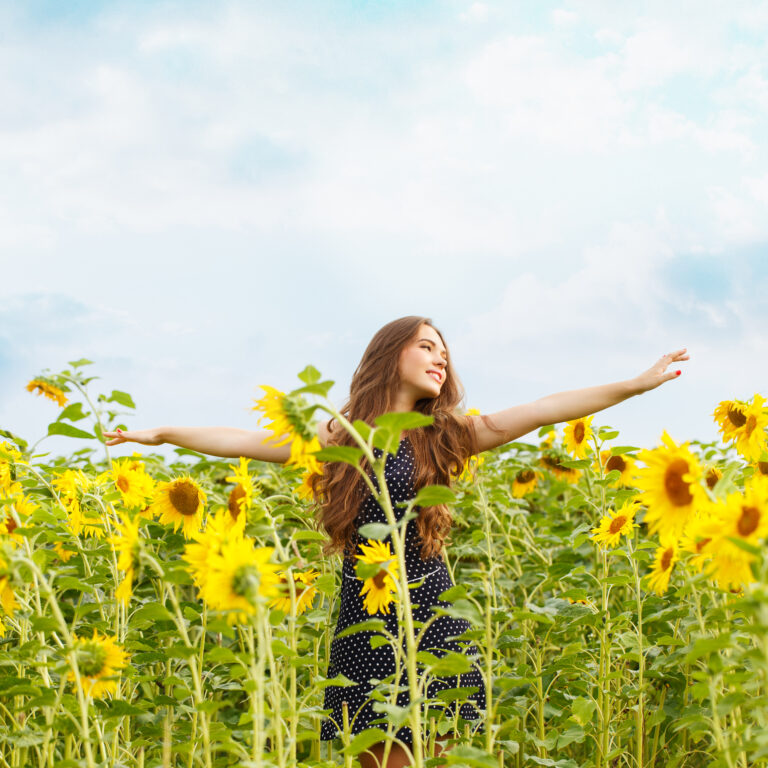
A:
319,437,486,747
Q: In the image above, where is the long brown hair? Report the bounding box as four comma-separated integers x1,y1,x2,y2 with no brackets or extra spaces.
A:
309,316,478,563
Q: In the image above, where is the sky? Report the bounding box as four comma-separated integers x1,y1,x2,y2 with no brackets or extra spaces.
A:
1,0,767,463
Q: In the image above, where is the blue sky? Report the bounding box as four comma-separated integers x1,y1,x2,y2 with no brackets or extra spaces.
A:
1,0,767,462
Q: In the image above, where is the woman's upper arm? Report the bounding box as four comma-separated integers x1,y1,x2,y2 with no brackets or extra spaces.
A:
469,403,543,453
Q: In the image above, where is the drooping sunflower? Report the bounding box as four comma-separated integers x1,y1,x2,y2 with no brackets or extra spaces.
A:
0,485,37,544
713,394,768,462
539,453,580,484
647,543,678,596
590,501,638,549
511,468,538,497
269,568,320,616
202,538,282,624
68,629,129,698
149,475,207,539
26,378,68,407
563,415,595,459
594,450,636,487
109,515,142,606
102,458,156,510
253,385,318,468
355,539,399,615
635,431,707,546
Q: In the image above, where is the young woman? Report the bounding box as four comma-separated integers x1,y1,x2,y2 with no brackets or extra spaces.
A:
103,316,688,768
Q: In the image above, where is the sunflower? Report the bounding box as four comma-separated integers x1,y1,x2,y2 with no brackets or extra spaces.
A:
149,475,206,539
590,501,638,549
511,468,538,497
594,450,636,487
253,385,318,465
26,378,68,407
700,478,768,591
635,431,707,546
53,470,103,538
355,539,399,615
647,543,677,596
103,458,155,510
224,457,254,533
457,453,485,483
0,485,37,544
183,508,235,589
53,541,77,563
109,515,142,606
755,460,768,477
539,429,557,450
703,465,722,492
269,568,320,616
713,394,768,462
0,442,23,492
539,453,580,484
563,415,595,459
68,630,129,698
202,538,281,624
295,467,320,501
0,550,18,637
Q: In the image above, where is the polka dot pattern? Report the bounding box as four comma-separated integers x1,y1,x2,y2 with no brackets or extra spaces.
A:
319,437,486,746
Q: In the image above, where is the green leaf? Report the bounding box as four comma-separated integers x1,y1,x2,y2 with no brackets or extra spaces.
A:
597,428,619,440
68,358,94,368
47,422,95,440
343,728,391,756
611,445,640,455
412,485,456,507
97,700,147,718
374,412,434,432
107,390,136,409
441,744,499,767
314,446,363,466
297,365,321,385
131,602,174,626
571,696,596,726
336,619,386,639
357,522,393,541
558,458,592,469
292,530,327,542
57,402,88,423
352,419,372,442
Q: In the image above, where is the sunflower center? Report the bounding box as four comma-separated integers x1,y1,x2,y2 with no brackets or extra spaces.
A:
116,475,131,493
728,407,747,427
373,569,389,589
664,459,693,506
759,462,768,476
573,423,585,443
228,485,246,520
169,481,200,516
5,516,17,535
705,469,720,490
606,456,626,473
745,415,757,436
609,515,627,534
660,547,674,572
737,505,760,536
76,641,108,678
516,469,535,483
232,564,260,600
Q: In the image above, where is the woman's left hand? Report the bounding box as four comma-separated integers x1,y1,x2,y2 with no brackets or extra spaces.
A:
633,348,690,394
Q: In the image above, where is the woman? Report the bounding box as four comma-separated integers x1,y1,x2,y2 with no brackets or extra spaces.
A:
103,316,688,768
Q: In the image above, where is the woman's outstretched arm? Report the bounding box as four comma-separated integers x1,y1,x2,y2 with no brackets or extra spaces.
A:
471,348,689,453
102,425,327,462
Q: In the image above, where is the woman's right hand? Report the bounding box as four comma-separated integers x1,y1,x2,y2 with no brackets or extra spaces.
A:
102,427,165,447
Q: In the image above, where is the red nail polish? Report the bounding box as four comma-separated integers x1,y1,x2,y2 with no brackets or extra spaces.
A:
675,370,681,376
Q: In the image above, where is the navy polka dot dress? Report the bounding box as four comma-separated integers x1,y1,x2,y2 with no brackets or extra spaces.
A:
319,437,486,747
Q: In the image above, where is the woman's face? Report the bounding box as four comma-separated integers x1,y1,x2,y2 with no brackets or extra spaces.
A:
397,324,448,401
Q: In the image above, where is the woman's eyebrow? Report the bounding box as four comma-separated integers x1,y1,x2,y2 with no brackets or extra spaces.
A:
418,338,448,358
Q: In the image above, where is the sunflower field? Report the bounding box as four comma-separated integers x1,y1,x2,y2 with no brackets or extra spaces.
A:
2,361,768,768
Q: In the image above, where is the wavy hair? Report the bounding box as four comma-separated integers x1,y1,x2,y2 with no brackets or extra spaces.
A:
309,316,479,563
